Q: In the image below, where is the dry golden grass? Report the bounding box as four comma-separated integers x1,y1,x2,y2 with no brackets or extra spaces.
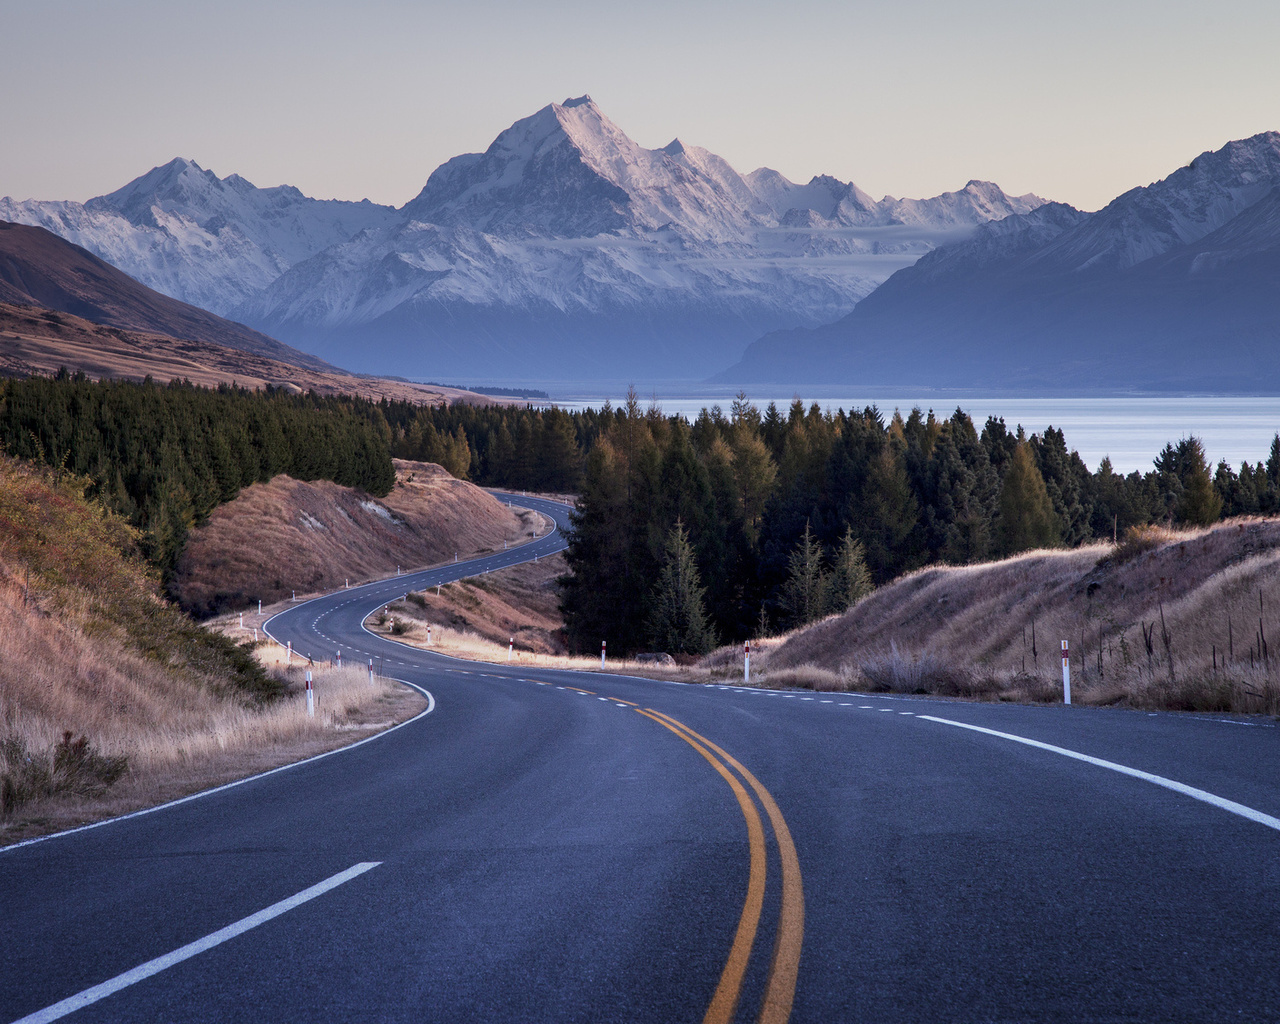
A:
0,300,489,406
0,456,425,843
172,460,546,616
743,518,1280,712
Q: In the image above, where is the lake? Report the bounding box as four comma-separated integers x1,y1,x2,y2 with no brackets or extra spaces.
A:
545,391,1280,475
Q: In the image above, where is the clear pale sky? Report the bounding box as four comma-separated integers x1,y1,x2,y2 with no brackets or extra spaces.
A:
5,0,1278,212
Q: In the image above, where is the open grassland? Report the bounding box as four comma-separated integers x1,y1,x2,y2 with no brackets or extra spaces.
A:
742,519,1280,714
0,456,423,844
0,300,488,406
172,460,547,616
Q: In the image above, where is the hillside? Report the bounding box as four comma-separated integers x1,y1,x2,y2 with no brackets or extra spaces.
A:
0,300,485,406
0,455,419,840
720,132,1280,391
0,220,338,371
171,460,548,616
750,519,1280,714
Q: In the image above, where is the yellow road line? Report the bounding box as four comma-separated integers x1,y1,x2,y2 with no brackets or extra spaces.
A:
608,697,640,707
635,709,767,1024
563,686,596,695
647,710,805,1024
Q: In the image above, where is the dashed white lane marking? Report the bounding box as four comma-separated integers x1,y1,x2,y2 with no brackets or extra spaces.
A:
10,863,382,1024
859,706,874,709
878,708,893,712
918,715,1280,834
899,712,915,715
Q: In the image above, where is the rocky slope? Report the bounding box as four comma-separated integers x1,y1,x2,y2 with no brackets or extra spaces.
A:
721,132,1280,392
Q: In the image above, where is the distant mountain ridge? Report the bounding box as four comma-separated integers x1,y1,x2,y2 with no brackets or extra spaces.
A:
720,132,1280,391
0,220,336,371
2,97,1043,381
1,159,397,314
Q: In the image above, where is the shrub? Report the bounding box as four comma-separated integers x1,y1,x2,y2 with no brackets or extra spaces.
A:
1,732,129,814
390,619,409,636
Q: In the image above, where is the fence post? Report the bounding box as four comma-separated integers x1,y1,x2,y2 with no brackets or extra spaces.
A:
1061,640,1071,705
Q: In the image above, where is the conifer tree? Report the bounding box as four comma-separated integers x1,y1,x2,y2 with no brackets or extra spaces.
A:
996,442,1060,555
781,520,830,627
829,526,873,613
1174,436,1222,525
648,519,717,655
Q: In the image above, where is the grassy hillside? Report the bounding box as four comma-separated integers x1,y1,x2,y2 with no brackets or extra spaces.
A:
172,460,547,616
747,519,1280,714
0,455,417,840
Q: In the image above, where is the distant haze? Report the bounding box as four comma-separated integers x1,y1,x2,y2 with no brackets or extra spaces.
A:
4,0,1279,212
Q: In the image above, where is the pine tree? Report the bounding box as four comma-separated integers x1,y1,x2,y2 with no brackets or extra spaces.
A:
1174,436,1222,525
648,519,717,655
996,442,1060,555
781,520,830,627
829,526,873,613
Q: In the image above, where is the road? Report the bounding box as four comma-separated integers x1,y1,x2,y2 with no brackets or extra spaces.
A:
4,491,1280,1023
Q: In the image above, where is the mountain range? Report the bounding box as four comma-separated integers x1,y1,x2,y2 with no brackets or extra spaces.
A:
2,97,1042,382
720,132,1280,391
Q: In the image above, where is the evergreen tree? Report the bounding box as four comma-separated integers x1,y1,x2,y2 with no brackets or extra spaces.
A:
1175,437,1222,525
781,521,830,627
648,520,717,655
996,442,1060,555
829,526,873,613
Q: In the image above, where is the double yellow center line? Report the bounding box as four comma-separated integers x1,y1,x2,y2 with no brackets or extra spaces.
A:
636,709,804,1024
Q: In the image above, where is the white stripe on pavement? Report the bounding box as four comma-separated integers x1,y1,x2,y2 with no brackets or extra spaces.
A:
8,862,381,1024
918,715,1280,833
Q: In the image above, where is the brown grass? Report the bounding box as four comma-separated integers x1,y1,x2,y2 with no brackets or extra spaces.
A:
172,460,547,616
0,300,492,406
0,456,425,844
741,518,1280,712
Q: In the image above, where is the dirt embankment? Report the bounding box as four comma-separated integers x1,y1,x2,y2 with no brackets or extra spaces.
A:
172,460,548,616
745,519,1280,713
369,553,569,656
0,455,422,844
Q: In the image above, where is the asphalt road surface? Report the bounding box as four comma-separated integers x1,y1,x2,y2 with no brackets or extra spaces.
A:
4,492,1279,1023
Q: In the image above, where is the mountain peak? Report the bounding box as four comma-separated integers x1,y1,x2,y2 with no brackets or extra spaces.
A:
559,94,594,109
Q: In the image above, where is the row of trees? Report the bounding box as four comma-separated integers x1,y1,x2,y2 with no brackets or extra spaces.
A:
0,372,395,580
560,392,1280,656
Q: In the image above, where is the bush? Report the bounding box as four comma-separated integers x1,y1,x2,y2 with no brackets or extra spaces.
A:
390,619,409,636
1,732,128,814
406,593,427,609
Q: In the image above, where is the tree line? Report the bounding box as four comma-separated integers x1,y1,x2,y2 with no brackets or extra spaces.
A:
0,372,395,581
558,393,1280,656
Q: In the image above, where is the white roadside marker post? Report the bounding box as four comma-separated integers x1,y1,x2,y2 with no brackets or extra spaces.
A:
239,612,243,629
287,641,292,664
368,659,374,685
427,625,432,646
508,638,514,662
292,590,296,602
305,670,314,717
258,599,262,615
601,640,607,668
744,640,751,683
336,650,342,669
1062,639,1071,705
253,628,258,642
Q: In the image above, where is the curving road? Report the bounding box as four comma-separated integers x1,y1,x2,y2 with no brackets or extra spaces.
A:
4,492,1280,1023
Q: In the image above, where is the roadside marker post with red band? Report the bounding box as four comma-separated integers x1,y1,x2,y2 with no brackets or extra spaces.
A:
601,640,607,668
1061,640,1071,705
744,640,751,683
305,670,314,717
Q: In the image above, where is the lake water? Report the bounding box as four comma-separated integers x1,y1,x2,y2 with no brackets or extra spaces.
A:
546,392,1280,475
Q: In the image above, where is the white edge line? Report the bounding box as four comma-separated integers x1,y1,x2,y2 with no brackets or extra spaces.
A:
2,683,434,854
918,715,1280,834
8,861,381,1024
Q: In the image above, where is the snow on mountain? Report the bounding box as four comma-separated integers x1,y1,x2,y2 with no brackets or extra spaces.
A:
0,159,396,313
719,132,1280,392
233,96,1044,379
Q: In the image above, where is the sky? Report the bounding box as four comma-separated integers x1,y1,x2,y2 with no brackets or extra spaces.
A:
4,0,1280,212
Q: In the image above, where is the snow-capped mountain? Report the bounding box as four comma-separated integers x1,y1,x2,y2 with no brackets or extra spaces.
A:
720,132,1280,392
231,96,1043,379
0,159,397,314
